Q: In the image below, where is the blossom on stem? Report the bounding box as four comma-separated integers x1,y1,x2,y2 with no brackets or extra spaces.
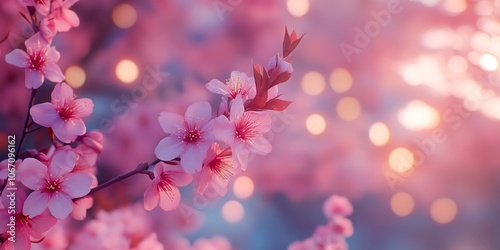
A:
49,0,81,32
206,71,256,101
4,33,64,89
154,102,215,174
18,0,50,16
196,143,236,196
214,96,272,170
323,195,353,219
18,150,93,219
144,162,193,211
30,82,94,143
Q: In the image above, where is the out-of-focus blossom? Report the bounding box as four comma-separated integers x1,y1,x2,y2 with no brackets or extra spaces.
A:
155,102,215,174
206,71,256,100
18,150,92,219
31,220,68,250
18,0,50,16
196,143,236,196
323,195,353,220
0,190,57,250
4,33,64,88
133,233,164,250
71,196,93,220
214,96,272,170
49,0,80,32
143,162,193,211
30,82,94,143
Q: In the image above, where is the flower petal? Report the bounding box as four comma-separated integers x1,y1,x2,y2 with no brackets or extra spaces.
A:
23,191,49,218
230,96,244,121
158,186,180,211
71,196,93,220
196,167,212,195
49,150,76,177
167,166,193,187
30,103,59,127
62,173,92,198
73,98,94,118
48,192,73,219
25,69,44,89
185,101,212,127
18,158,47,190
232,142,249,170
29,212,57,234
25,33,48,49
51,82,74,105
154,136,185,161
61,9,80,29
158,112,183,134
4,49,29,68
52,119,85,143
44,62,65,82
46,46,60,61
214,116,235,145
246,136,272,155
180,143,209,174
205,79,229,96
143,185,159,211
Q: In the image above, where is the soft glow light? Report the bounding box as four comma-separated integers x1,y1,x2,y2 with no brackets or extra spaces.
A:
233,176,255,199
391,192,415,217
475,1,493,16
415,0,440,7
287,0,310,17
398,100,440,130
65,65,86,88
330,68,353,93
447,56,468,73
389,147,414,174
301,71,326,96
369,122,390,147
336,97,361,121
430,198,458,224
443,0,467,14
479,54,499,71
479,97,500,120
112,4,137,29
115,59,139,84
402,65,424,86
222,200,244,223
306,114,327,135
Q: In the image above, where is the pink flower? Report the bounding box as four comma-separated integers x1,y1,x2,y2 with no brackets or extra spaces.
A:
214,96,272,170
0,190,57,250
40,17,57,42
267,55,293,75
206,71,256,100
143,162,193,211
18,150,93,219
154,102,215,174
328,217,354,237
30,82,94,143
4,33,64,89
133,233,164,250
196,143,236,196
322,195,353,220
49,0,80,32
18,0,50,16
71,196,93,220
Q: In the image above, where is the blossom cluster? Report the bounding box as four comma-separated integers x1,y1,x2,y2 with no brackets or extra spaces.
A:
288,195,354,250
0,0,303,248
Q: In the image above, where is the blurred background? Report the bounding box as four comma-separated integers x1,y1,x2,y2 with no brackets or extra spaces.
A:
1,0,500,249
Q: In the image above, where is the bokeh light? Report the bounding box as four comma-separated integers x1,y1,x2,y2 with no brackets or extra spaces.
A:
329,68,353,93
430,198,458,224
369,122,391,147
398,100,440,131
233,176,255,200
447,56,468,73
222,200,245,223
336,97,361,121
389,147,414,174
287,0,310,17
112,4,137,29
306,114,327,135
115,59,139,84
391,192,415,217
301,71,326,96
479,54,499,71
65,65,86,88
443,0,467,14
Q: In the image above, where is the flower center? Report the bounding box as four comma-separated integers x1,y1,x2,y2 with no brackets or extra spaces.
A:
45,178,62,192
235,114,259,141
56,100,78,121
209,157,233,180
17,214,31,226
181,125,202,144
228,76,250,98
158,173,175,201
27,46,48,72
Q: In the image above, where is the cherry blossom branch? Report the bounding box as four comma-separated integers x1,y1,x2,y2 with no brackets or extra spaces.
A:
25,124,44,134
16,88,38,159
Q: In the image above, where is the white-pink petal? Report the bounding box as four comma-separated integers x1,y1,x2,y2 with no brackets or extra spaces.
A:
44,62,65,82
247,136,272,155
214,116,235,145
154,136,185,161
206,79,230,96
46,46,60,61
25,33,48,49
62,173,92,198
143,185,159,211
48,192,73,219
30,103,59,127
180,143,208,174
49,150,76,177
230,96,245,121
25,70,44,89
51,82,74,104
158,112,183,134
73,98,94,118
4,49,29,68
158,186,180,211
23,191,49,218
18,158,47,190
185,101,212,126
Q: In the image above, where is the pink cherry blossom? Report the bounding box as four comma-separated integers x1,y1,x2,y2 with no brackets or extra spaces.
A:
328,217,354,237
267,55,293,75
322,195,353,220
143,162,193,211
18,150,93,219
0,190,57,250
17,0,50,16
133,233,164,250
196,143,237,196
154,102,215,174
4,33,64,89
48,0,80,32
206,71,256,100
30,82,94,143
214,96,272,170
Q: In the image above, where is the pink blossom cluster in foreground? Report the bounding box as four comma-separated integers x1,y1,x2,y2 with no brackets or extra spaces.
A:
288,195,354,250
